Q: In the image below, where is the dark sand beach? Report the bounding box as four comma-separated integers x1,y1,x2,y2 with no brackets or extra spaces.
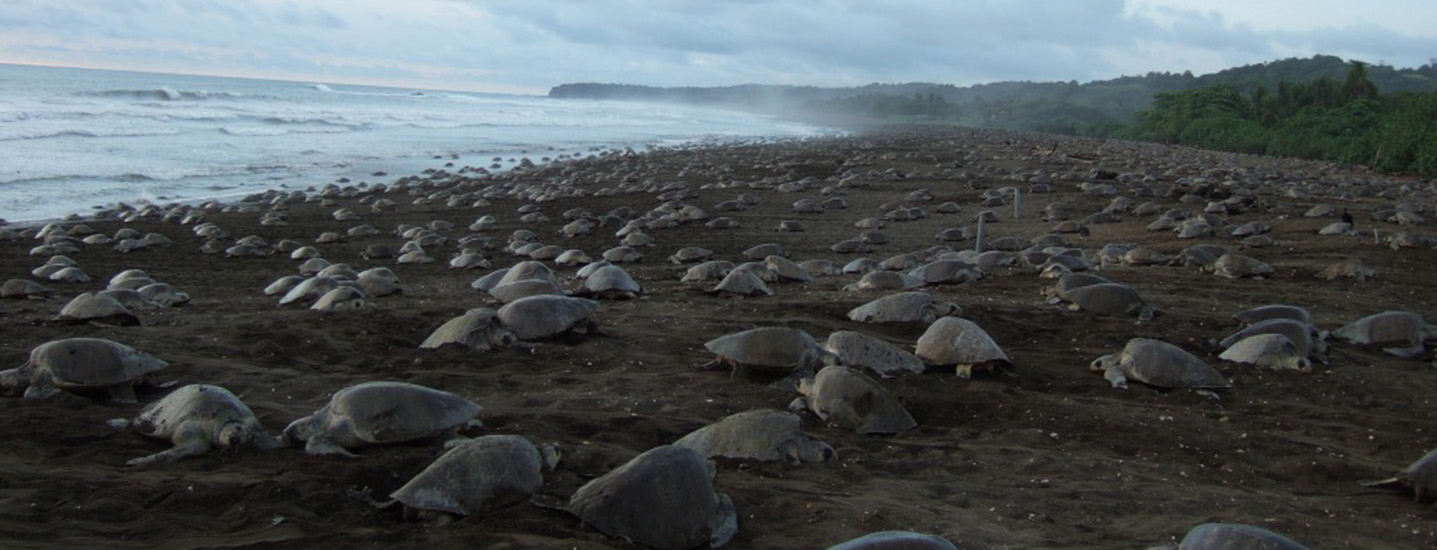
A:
1,127,1434,549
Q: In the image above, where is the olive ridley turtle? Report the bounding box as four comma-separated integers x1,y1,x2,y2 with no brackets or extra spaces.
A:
568,444,737,550
1091,338,1231,390
387,435,558,520
914,317,1012,378
790,365,917,434
283,381,482,456
1,337,167,402
120,384,285,466
674,409,835,465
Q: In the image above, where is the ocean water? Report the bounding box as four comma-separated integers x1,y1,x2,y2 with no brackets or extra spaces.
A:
0,64,828,224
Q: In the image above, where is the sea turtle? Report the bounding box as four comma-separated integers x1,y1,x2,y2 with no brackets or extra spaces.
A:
387,435,558,520
765,255,813,282
1207,253,1273,279
798,259,840,277
1362,448,1437,504
1218,334,1312,372
97,288,162,311
1054,282,1156,321
743,243,786,259
496,295,599,341
1,337,167,403
602,245,643,263
312,286,366,312
703,327,835,377
826,531,959,550
1332,311,1435,358
2,279,51,299
575,265,641,299
498,261,558,286
278,276,345,306
120,384,285,466
283,381,482,456
914,317,1011,378
682,260,735,283
450,251,492,270
842,271,923,292
57,292,139,325
419,308,517,351
298,257,332,276
1318,258,1377,281
488,278,564,304
554,249,592,267
48,266,91,283
1148,523,1309,550
469,268,511,291
823,330,926,378
670,247,714,264
357,267,402,297
1090,338,1231,390
1232,304,1312,327
847,291,960,323
673,409,835,465
264,275,306,296
790,365,917,434
842,257,879,274
710,269,773,297
137,283,190,307
568,444,737,550
108,268,150,286
907,260,981,285
1219,318,1325,360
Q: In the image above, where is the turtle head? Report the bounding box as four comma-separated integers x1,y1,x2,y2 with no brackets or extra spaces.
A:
795,439,837,464
283,416,317,445
0,364,31,396
538,443,561,472
1288,356,1313,374
217,422,254,449
1090,354,1118,372
486,326,518,350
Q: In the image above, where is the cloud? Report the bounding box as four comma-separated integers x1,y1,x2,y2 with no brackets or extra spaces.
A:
0,0,1433,94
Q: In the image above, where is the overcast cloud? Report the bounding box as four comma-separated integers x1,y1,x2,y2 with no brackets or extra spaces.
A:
0,0,1432,94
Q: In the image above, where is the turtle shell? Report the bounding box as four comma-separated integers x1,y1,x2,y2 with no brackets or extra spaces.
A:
705,327,821,370
496,295,598,340
390,435,547,516
313,381,481,445
29,337,167,390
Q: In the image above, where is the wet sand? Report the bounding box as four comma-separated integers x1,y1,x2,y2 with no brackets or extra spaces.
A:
1,127,1434,549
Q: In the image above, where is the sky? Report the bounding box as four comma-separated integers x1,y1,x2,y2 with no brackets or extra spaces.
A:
0,0,1433,95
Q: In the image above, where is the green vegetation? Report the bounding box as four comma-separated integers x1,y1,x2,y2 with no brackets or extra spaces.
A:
1123,61,1437,177
550,55,1437,176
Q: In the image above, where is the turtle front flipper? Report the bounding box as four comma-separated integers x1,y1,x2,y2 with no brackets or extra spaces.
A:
305,436,360,457
128,422,212,466
1103,367,1129,389
22,376,60,400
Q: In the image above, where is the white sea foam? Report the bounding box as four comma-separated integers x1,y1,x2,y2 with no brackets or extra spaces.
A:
0,64,832,224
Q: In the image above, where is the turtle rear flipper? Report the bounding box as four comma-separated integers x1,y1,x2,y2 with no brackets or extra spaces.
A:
1382,344,1426,359
1360,476,1404,489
